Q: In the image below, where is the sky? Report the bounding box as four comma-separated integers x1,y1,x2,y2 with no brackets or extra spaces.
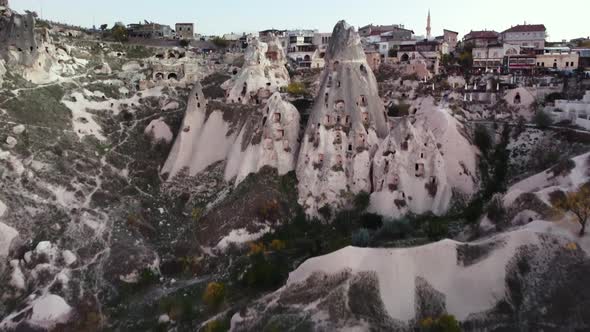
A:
9,0,590,41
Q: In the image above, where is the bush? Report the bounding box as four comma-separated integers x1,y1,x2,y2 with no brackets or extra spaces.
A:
354,192,371,212
534,111,553,129
211,37,229,48
420,314,461,332
203,319,230,332
111,25,128,42
380,218,413,239
286,82,307,96
179,39,190,47
202,282,225,310
352,228,371,247
388,103,411,117
485,195,506,224
318,204,332,221
424,220,449,241
474,125,492,155
360,213,383,230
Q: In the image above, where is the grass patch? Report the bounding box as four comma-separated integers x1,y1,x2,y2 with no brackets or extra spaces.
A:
4,85,72,129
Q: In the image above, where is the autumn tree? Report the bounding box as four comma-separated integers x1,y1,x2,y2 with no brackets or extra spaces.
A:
556,185,590,236
202,282,225,310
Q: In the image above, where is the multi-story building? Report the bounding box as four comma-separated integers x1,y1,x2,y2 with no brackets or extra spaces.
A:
175,23,194,39
285,29,317,68
463,30,500,48
506,54,537,73
259,29,286,42
573,48,590,71
500,24,546,54
127,22,172,39
359,24,409,38
472,43,520,72
536,47,579,71
443,29,459,52
398,40,446,73
312,32,331,58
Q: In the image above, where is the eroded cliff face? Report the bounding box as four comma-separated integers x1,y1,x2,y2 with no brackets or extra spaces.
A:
370,118,452,219
161,85,299,186
222,36,290,105
0,7,86,84
295,21,391,215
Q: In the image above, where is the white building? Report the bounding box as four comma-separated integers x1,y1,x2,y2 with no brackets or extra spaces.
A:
536,47,579,71
547,91,590,129
472,44,520,72
501,24,546,53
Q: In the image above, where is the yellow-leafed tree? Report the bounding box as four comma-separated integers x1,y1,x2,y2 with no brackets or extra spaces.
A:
202,282,225,309
556,185,590,236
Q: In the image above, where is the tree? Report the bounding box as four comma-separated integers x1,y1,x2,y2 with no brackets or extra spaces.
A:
474,125,492,156
533,110,553,129
100,24,108,32
211,36,229,48
179,39,190,47
556,185,590,236
111,25,128,43
202,282,225,309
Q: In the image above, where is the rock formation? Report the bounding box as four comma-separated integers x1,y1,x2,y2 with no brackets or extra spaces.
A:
225,92,300,184
0,5,39,67
295,21,390,215
222,36,290,105
370,117,452,219
161,84,299,186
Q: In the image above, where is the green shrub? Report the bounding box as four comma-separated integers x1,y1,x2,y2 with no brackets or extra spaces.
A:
388,103,411,117
360,213,383,230
534,110,553,129
352,228,370,247
353,192,371,212
202,282,225,310
485,196,506,224
318,205,332,221
286,82,307,96
380,218,413,238
473,125,492,155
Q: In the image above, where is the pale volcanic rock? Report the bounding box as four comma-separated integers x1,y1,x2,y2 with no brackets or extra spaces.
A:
225,92,300,184
222,36,290,105
296,21,389,216
369,118,452,219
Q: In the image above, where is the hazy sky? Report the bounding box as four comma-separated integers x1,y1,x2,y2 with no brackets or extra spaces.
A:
9,0,590,41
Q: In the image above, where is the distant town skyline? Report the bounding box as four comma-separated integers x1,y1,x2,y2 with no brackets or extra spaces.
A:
9,0,590,41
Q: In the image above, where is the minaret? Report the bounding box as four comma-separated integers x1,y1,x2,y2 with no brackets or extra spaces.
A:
426,9,432,39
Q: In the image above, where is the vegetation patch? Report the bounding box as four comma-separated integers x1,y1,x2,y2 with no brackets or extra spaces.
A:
4,85,72,129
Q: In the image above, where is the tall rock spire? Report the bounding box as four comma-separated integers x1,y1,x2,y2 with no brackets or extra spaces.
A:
295,20,389,217
426,9,432,39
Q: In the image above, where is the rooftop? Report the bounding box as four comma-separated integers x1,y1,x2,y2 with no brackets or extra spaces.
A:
465,30,499,39
502,24,546,33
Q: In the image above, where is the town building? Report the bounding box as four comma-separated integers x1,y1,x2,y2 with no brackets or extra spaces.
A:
312,32,331,59
472,43,520,72
442,29,458,51
536,47,579,71
259,29,287,42
127,22,172,39
175,23,194,39
506,54,537,73
573,48,590,71
359,24,409,38
397,39,446,74
285,29,317,68
547,91,590,130
500,24,546,54
463,30,500,48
